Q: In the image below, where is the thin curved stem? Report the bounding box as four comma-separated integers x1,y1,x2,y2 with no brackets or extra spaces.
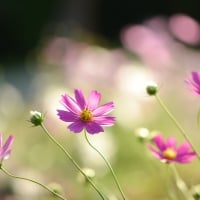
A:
169,164,192,200
0,166,66,200
155,95,200,161
40,123,106,200
84,130,127,200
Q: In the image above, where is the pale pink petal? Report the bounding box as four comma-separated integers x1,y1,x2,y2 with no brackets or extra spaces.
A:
147,144,163,160
93,116,115,126
2,135,14,154
87,90,101,111
93,101,115,116
0,135,14,162
60,94,81,114
0,149,11,160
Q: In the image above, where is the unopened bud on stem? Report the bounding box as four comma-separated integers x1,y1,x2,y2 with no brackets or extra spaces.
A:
30,111,44,126
146,81,158,96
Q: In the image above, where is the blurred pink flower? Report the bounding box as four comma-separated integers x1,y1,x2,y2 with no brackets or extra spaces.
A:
0,134,14,163
185,71,200,95
169,14,200,45
121,23,173,68
148,134,196,163
57,89,115,134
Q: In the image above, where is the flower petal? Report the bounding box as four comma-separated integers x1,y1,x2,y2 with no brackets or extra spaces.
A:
2,135,14,153
0,149,11,160
192,71,200,85
0,135,14,160
67,121,85,133
153,134,166,151
93,116,115,126
147,144,163,160
166,137,177,148
57,110,78,122
87,90,101,111
74,89,86,110
186,83,200,95
93,101,115,116
60,94,81,114
85,122,104,134
185,71,200,95
177,142,192,155
176,152,196,163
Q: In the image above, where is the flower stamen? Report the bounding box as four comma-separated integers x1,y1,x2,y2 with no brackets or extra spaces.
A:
163,148,177,160
80,109,93,122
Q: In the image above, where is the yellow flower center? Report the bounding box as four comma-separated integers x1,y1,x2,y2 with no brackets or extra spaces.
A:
163,148,177,160
80,109,93,122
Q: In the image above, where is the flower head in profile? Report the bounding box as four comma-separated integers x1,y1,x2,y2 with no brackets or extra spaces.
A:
57,89,115,134
185,71,200,95
0,134,14,164
148,134,196,164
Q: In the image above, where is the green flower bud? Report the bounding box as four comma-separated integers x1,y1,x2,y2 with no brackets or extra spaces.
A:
191,184,200,200
30,111,44,126
146,82,158,96
193,193,200,200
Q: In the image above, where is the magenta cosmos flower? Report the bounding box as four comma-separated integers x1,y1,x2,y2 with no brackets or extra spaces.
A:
185,71,200,95
0,134,14,163
57,89,115,134
148,134,196,163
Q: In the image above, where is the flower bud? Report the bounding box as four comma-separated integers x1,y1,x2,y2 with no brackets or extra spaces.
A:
193,193,200,200
190,184,200,200
30,111,44,126
48,182,65,196
146,81,158,96
134,127,150,142
77,168,96,184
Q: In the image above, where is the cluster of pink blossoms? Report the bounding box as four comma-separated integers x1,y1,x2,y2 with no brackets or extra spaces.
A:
147,71,200,164
2,71,200,165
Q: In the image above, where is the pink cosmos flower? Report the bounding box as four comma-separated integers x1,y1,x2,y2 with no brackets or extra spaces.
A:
185,71,200,95
57,89,115,134
148,134,196,163
0,134,14,163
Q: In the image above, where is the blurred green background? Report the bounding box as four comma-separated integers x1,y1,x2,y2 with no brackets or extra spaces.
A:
1,1,200,199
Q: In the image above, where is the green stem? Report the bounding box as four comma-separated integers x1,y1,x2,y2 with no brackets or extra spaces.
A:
169,164,192,200
155,95,200,161
84,130,127,200
0,166,66,200
40,123,106,200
